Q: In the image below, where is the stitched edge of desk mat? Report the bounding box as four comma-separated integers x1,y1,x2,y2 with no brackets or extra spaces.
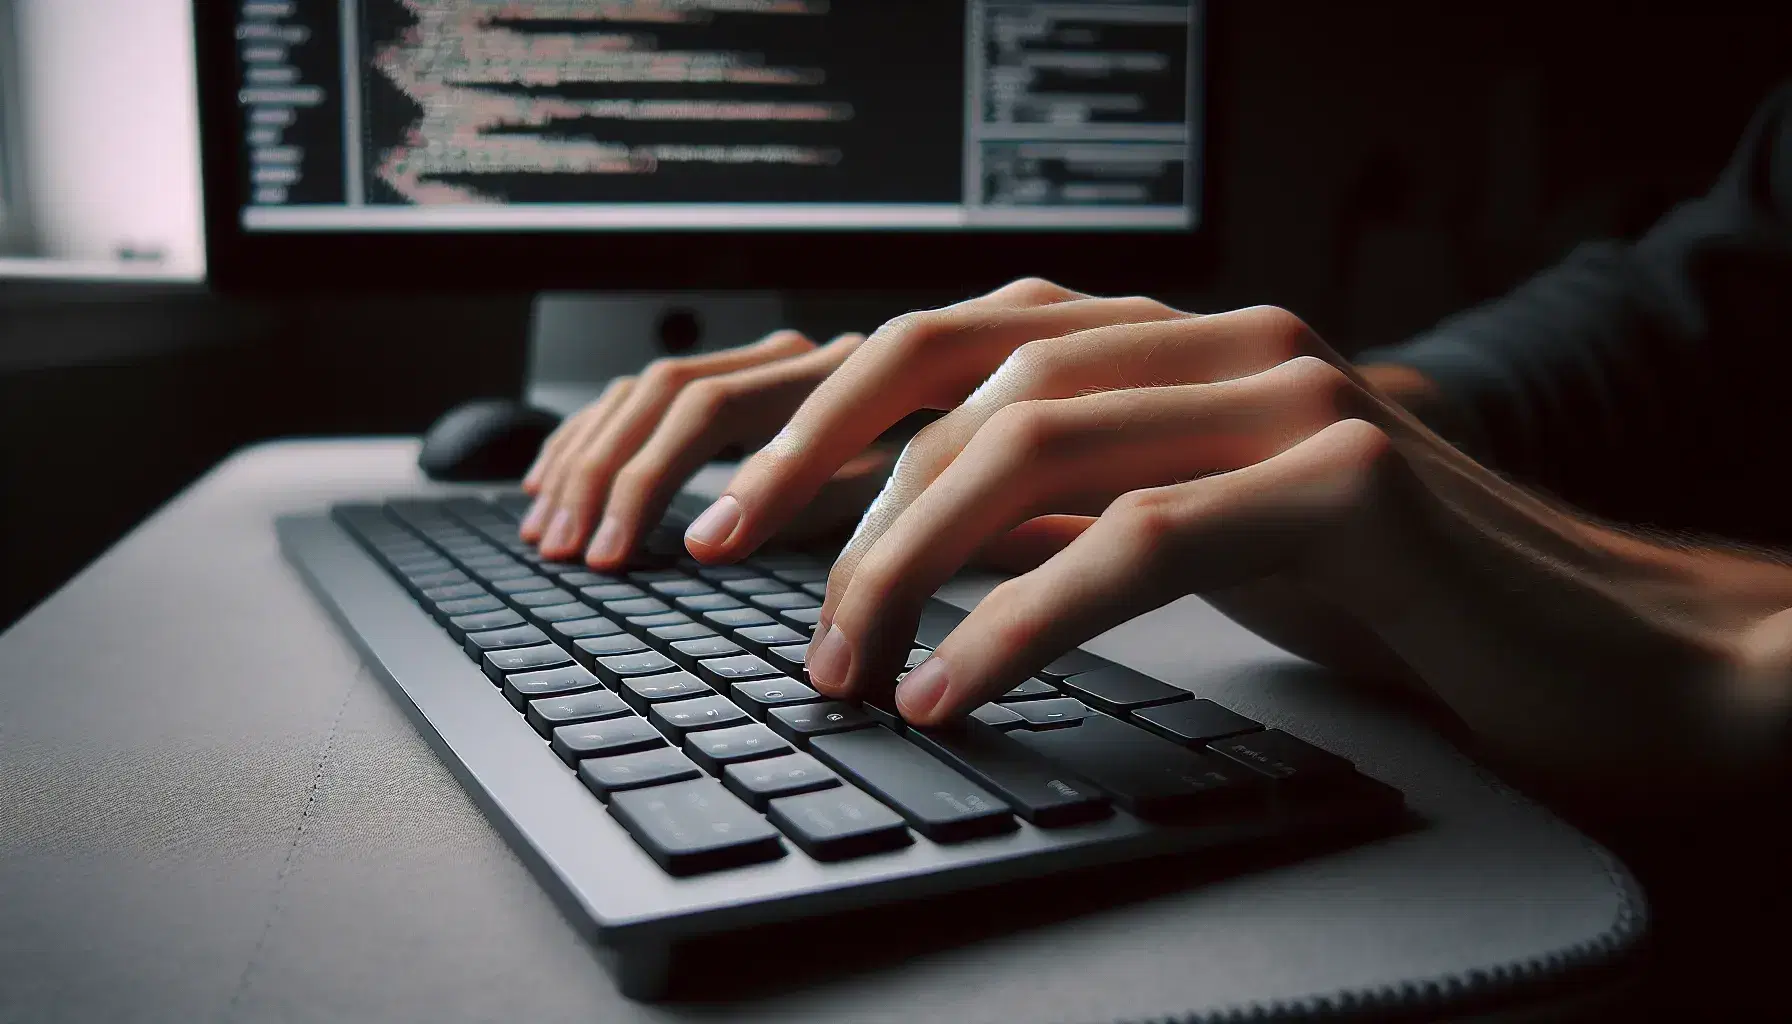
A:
1114,810,1648,1023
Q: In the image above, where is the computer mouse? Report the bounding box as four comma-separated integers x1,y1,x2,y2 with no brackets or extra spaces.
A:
418,399,562,482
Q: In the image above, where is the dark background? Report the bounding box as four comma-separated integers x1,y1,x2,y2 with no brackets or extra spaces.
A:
4,1,1790,631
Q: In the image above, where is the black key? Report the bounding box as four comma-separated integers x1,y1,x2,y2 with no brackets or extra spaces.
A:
1036,648,1110,681
557,570,621,588
729,678,822,721
618,670,714,712
456,554,518,572
732,622,806,653
432,594,506,619
779,606,824,630
912,599,969,647
472,563,538,583
764,644,808,677
423,581,487,603
695,654,781,692
809,728,1015,842
720,577,788,596
408,568,470,590
649,578,714,598
860,694,904,730
909,721,1110,827
572,633,649,668
491,575,557,595
801,582,827,598
608,779,783,876
552,616,624,641
578,747,702,800
996,678,1059,702
1206,730,1354,785
769,566,829,585
525,688,631,737
483,644,573,684
445,607,524,641
552,716,666,766
768,787,912,861
694,564,759,582
1133,700,1262,746
970,703,1024,730
667,635,742,670
511,587,577,608
1012,697,1093,729
593,650,680,687
749,592,818,612
492,493,533,519
627,611,691,630
650,695,751,740
1009,715,1251,821
676,593,744,613
522,601,594,626
649,622,716,645
628,568,687,585
683,722,791,773
605,597,670,618
904,648,932,671
704,607,774,630
464,623,550,657
767,701,876,746
723,752,839,809
581,583,646,602
749,553,826,572
503,663,603,709
1058,664,1191,715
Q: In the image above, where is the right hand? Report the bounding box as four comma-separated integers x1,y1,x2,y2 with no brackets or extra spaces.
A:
518,329,875,565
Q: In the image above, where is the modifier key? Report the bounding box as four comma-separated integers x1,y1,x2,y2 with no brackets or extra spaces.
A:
768,787,912,861
809,728,1015,842
1010,714,1251,820
909,721,1109,827
1058,664,1192,714
608,779,784,876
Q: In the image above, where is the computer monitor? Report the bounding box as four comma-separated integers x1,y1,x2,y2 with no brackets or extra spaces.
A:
195,1,1208,292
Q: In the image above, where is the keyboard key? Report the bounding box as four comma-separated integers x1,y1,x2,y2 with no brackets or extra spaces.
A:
767,701,876,745
667,635,742,670
732,622,806,653
618,670,714,712
593,650,679,687
779,606,824,630
695,654,781,691
628,568,687,585
749,591,818,612
423,581,487,603
1133,700,1262,746
809,728,1015,842
722,752,839,809
684,723,791,774
510,587,577,608
1207,730,1354,785
578,747,702,800
521,601,593,626
970,703,1024,730
649,578,714,598
996,678,1059,702
649,622,715,644
627,611,691,630
491,575,558,595
912,600,969,647
526,688,631,736
1011,697,1093,729
431,593,506,620
446,607,524,640
1035,648,1110,681
908,721,1110,827
581,583,645,602
1009,715,1250,821
704,607,774,630
764,644,807,677
1058,664,1191,715
768,787,912,861
769,566,830,585
676,592,744,613
694,564,759,582
557,571,621,588
904,648,932,670
464,623,550,657
605,597,669,618
730,678,822,721
802,582,827,598
551,716,666,766
572,633,649,667
720,577,788,596
551,616,623,641
608,779,784,876
503,663,603,709
408,568,470,590
469,563,536,583
483,644,573,684
650,695,751,740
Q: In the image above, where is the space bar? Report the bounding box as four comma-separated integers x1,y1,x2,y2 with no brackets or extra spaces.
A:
808,727,1016,842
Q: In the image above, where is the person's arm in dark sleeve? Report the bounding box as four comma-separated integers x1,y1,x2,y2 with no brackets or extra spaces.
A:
1357,83,1792,533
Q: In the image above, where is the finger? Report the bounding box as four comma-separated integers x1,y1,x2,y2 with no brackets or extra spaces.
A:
974,515,1094,574
896,417,1395,724
822,305,1321,598
536,330,815,559
586,336,861,566
686,286,1188,560
520,377,634,541
811,356,1364,697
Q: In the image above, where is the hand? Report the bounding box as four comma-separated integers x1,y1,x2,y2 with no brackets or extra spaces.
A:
517,329,874,566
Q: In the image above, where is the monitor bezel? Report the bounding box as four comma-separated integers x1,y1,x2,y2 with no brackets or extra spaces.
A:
195,1,1217,295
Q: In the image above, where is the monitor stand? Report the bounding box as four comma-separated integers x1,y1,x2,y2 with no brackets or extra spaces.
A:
524,292,789,417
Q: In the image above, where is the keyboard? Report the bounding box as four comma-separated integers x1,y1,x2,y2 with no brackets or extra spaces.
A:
278,492,1405,999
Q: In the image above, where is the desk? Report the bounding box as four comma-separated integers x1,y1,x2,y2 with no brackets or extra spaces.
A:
0,441,1643,1022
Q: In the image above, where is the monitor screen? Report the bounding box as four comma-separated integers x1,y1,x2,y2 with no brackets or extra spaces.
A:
229,1,1203,235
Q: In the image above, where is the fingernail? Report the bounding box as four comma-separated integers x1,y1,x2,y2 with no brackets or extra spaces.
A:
684,495,741,550
895,657,950,720
586,519,624,565
806,625,852,694
519,498,546,537
542,508,574,552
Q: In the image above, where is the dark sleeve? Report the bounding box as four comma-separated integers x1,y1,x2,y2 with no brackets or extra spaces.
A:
1358,83,1792,538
